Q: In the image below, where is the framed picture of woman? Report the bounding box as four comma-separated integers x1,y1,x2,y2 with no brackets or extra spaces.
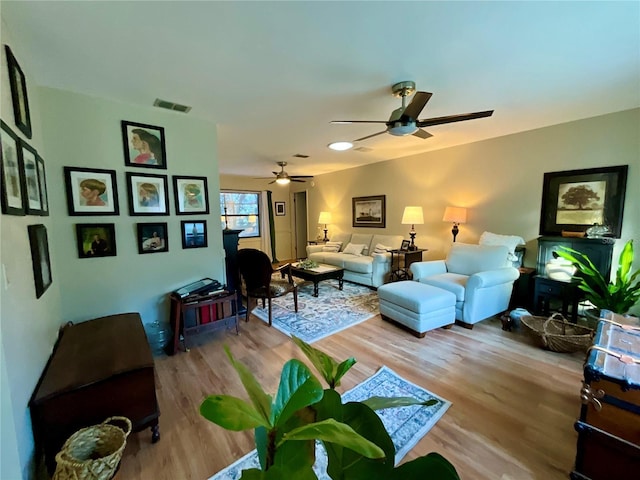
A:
137,222,168,254
122,120,166,169
126,172,169,216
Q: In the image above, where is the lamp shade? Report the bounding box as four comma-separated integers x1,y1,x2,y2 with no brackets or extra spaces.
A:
442,206,467,224
318,211,332,224
401,206,424,225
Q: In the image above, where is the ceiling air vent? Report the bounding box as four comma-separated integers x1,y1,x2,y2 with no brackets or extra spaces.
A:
292,153,309,158
153,98,192,113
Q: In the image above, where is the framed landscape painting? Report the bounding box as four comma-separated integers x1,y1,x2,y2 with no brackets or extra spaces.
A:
352,195,386,228
64,167,119,216
1,120,25,215
539,165,628,238
122,120,166,169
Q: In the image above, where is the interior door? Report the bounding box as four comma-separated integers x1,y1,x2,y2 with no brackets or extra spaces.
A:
293,191,308,259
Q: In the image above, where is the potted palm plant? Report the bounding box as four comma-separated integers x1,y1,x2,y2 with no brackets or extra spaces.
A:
557,239,640,324
200,336,459,479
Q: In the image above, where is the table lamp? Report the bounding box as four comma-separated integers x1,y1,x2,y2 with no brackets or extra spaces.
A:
318,211,332,242
401,206,424,250
442,206,467,242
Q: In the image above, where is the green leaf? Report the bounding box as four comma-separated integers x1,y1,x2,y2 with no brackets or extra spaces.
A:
391,452,460,480
362,396,438,411
255,426,267,470
225,345,273,427
200,395,270,430
238,468,264,480
280,418,385,459
292,336,356,388
272,359,324,427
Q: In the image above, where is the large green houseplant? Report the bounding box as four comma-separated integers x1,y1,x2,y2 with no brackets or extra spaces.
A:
557,239,640,316
200,336,459,480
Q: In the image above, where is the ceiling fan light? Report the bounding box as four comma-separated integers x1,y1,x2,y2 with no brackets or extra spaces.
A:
276,177,290,185
388,122,418,136
328,141,353,151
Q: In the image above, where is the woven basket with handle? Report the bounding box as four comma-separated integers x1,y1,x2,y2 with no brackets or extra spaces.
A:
521,313,594,353
52,416,132,480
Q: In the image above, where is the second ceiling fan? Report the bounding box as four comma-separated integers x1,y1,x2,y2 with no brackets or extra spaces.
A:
261,161,313,185
331,81,494,142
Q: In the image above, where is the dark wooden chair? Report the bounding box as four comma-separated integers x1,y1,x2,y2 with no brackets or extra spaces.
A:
237,249,298,326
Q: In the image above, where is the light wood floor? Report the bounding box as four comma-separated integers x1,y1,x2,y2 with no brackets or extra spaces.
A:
117,310,585,480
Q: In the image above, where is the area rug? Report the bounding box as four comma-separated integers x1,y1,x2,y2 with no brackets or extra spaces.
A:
251,279,378,343
208,365,451,480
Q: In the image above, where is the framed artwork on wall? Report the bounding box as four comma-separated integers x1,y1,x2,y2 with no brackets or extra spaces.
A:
137,222,168,254
539,165,628,238
181,220,208,249
36,155,48,216
126,172,169,216
75,223,117,258
275,201,285,216
173,175,209,215
64,166,119,216
352,195,386,228
122,120,166,169
5,45,32,139
19,140,42,215
28,224,52,299
0,120,25,216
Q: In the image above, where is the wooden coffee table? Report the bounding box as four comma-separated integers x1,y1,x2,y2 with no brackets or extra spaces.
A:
290,263,344,297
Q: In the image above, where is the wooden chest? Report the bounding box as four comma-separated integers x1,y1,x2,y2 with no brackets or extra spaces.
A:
571,320,640,479
30,313,160,474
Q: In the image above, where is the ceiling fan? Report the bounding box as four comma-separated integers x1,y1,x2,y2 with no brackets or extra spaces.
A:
331,81,494,142
258,162,314,185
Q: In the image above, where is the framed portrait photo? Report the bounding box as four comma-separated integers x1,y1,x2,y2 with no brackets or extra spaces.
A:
75,223,117,258
352,195,386,228
122,120,166,169
36,155,48,216
275,201,285,216
173,175,209,215
400,240,410,251
64,166,119,216
126,172,169,216
1,120,25,216
539,165,628,238
137,222,168,254
19,140,42,215
5,45,32,139
28,224,52,299
181,220,208,249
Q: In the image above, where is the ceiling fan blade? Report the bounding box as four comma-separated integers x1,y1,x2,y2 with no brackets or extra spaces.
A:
268,180,276,184
353,130,388,142
400,91,432,122
291,179,306,183
416,110,494,128
331,120,389,124
290,175,314,179
412,128,433,139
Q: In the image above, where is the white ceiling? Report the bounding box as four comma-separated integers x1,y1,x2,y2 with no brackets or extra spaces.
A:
3,1,639,180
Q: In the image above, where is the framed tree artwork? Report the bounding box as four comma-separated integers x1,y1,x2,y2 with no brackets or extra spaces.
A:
0,120,25,215
126,172,169,216
122,120,166,169
539,165,628,238
28,224,52,299
352,195,386,228
5,45,32,139
173,175,209,215
64,167,119,216
75,223,117,258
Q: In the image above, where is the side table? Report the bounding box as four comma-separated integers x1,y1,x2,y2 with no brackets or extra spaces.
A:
509,267,536,310
533,275,583,323
389,249,427,281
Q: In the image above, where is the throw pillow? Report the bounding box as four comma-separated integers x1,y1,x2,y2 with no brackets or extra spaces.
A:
343,243,366,256
373,243,392,254
322,241,342,253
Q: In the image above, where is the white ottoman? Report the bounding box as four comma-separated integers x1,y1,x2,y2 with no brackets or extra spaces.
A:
378,281,456,337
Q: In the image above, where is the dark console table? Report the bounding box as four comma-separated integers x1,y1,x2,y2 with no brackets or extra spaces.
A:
30,313,160,474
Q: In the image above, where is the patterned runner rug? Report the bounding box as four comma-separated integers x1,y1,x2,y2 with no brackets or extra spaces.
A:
251,279,378,343
208,365,451,480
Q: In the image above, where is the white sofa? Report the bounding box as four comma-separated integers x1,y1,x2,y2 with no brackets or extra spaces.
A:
409,243,520,327
306,233,404,287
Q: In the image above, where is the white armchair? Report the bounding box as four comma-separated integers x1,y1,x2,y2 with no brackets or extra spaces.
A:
410,243,520,328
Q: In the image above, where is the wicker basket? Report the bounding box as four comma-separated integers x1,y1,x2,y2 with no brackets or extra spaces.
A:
53,416,132,480
521,313,594,353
